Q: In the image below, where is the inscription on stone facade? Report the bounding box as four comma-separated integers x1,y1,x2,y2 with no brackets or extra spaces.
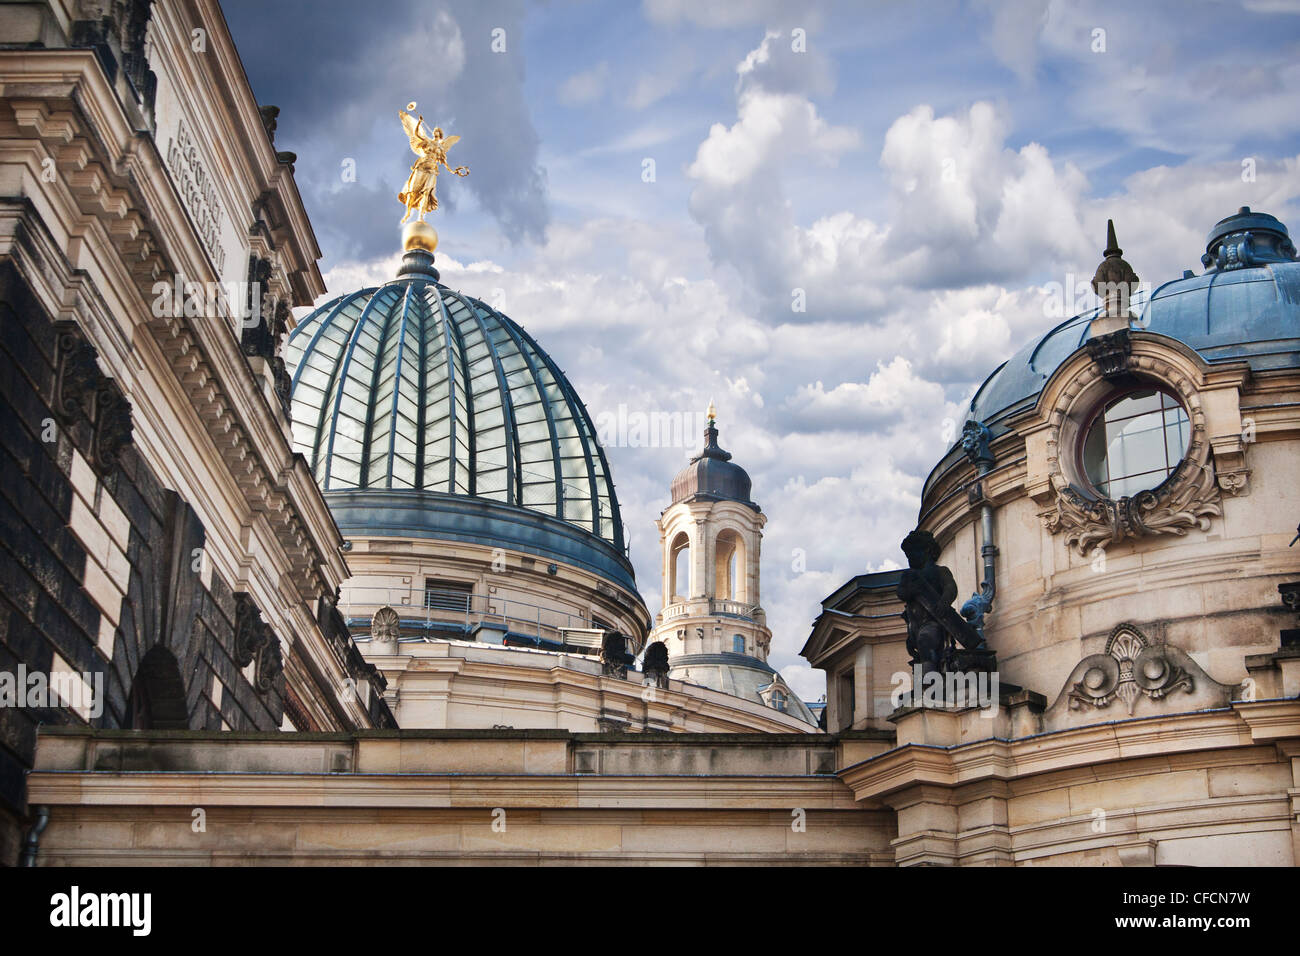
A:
166,119,227,273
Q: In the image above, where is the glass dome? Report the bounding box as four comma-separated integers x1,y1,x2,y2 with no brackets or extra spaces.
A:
283,250,625,552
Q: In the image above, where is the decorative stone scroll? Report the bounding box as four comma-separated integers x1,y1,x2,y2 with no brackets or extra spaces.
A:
54,321,134,476
1046,456,1221,555
255,635,283,694
1045,624,1240,729
233,592,284,694
1066,625,1192,714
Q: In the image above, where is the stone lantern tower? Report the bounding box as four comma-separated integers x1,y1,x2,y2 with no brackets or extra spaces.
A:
649,406,812,722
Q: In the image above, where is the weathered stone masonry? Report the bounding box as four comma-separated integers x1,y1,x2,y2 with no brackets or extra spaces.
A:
0,260,287,863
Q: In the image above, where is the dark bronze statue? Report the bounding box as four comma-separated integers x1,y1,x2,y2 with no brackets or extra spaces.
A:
897,530,988,675
642,641,670,689
600,631,635,679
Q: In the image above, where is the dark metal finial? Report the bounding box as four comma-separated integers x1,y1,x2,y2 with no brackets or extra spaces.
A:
1104,219,1121,257
1092,217,1139,317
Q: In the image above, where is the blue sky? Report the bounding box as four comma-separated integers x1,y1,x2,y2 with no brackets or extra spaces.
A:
223,0,1300,699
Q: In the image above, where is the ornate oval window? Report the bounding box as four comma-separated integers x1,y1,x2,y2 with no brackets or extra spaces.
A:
1080,388,1190,500
1039,341,1222,554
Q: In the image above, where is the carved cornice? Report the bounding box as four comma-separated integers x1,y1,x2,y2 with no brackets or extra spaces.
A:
4,61,334,598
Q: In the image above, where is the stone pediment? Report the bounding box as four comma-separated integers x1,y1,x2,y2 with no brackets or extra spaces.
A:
1043,624,1241,731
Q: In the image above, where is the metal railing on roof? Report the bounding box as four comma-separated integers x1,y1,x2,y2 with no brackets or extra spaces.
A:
342,584,608,650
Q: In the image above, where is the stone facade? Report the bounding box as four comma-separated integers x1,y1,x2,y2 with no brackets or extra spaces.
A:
917,332,1296,708
802,218,1300,865
28,727,895,865
28,702,1298,865
0,0,391,866
3,2,1297,870
363,638,819,733
840,699,1299,866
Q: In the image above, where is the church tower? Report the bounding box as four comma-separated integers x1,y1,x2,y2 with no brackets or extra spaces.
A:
649,406,812,721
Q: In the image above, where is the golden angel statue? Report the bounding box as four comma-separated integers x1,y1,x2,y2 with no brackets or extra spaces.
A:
398,109,469,223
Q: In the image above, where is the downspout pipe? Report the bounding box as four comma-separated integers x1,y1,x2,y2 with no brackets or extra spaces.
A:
959,421,998,644
20,805,49,867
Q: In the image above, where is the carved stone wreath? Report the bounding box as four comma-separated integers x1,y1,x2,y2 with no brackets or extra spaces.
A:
1041,347,1221,555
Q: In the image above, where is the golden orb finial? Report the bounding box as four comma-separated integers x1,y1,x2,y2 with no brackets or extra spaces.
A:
402,220,438,253
707,399,717,424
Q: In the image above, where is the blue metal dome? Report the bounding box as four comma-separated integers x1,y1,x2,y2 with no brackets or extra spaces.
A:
284,248,634,590
969,208,1299,428
926,208,1300,498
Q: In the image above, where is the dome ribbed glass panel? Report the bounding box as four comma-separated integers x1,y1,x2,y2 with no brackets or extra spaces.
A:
284,276,624,549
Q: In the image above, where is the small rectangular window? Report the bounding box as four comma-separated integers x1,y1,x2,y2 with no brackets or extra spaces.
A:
424,579,473,612
838,671,855,731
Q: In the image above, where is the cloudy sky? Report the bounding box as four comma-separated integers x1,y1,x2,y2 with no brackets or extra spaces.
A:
223,0,1300,701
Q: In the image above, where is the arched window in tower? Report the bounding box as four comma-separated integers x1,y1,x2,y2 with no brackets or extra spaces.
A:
669,531,691,601
714,529,746,603
733,634,745,655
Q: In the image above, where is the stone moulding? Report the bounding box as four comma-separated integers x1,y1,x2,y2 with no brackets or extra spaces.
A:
1039,344,1224,555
